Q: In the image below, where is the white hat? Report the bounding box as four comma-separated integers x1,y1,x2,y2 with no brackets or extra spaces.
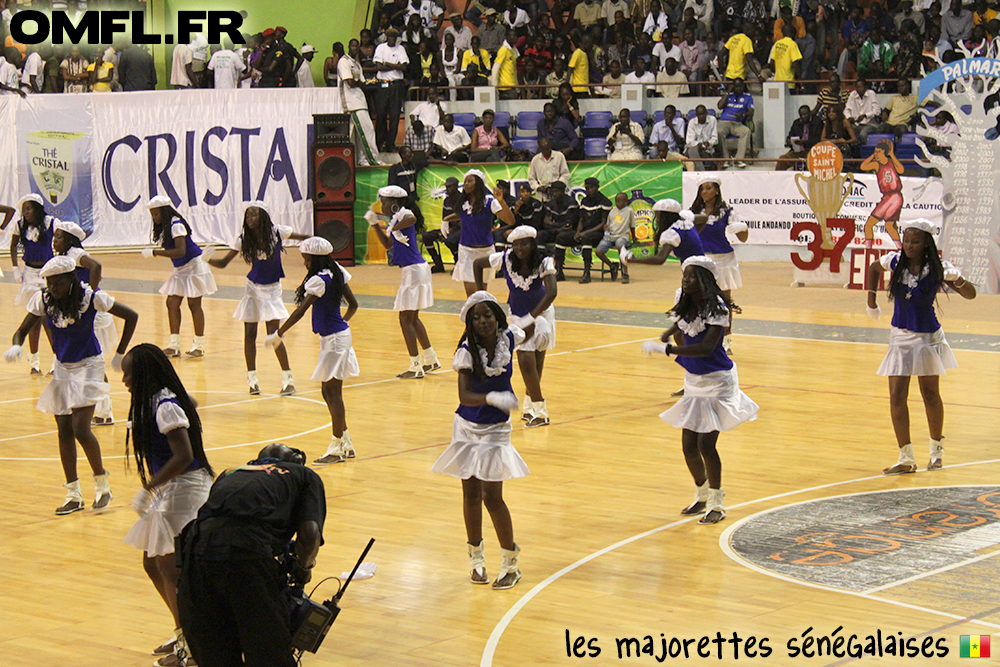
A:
678,210,695,223
463,169,488,185
681,255,719,281
301,44,316,54
507,225,537,242
459,290,499,322
652,198,681,212
147,195,172,210
378,185,408,199
17,193,44,208
299,236,334,255
697,174,721,187
244,200,270,215
54,220,86,240
899,218,936,235
39,255,78,278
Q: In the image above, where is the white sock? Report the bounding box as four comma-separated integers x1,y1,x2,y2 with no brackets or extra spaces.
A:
247,370,258,387
422,346,438,365
28,353,40,370
168,333,181,349
281,370,294,386
707,487,725,512
191,335,205,349
897,443,916,466
522,395,532,413
324,436,344,456
930,437,944,460
695,480,710,502
532,400,548,418
342,428,351,444
409,355,421,369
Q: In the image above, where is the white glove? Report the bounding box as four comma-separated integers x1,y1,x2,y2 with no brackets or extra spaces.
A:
531,315,552,348
620,248,633,264
866,305,882,320
141,248,154,258
201,245,217,261
485,391,519,413
4,344,23,362
111,353,124,373
364,210,379,227
679,210,695,223
130,488,153,516
641,341,668,355
943,266,961,282
264,332,282,349
13,266,22,284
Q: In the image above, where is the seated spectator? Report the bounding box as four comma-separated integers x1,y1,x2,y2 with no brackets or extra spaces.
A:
772,5,805,41
471,109,510,161
643,0,670,39
837,7,870,78
821,104,858,160
858,26,894,84
648,104,686,157
551,34,571,70
503,1,531,30
678,8,707,41
520,58,545,98
652,29,681,71
607,34,635,73
420,61,449,90
685,0,712,31
655,57,688,96
409,86,447,129
595,192,637,283
918,109,957,158
431,113,472,162
538,181,579,258
974,0,997,28
716,77,753,168
633,32,655,70
461,36,492,74
574,0,604,30
814,73,849,117
653,139,693,169
556,177,611,284
537,102,581,158
896,0,926,32
846,77,882,144
528,138,571,201
586,36,607,87
679,28,707,93
869,77,919,139
685,104,718,170
768,22,802,89
775,105,822,171
606,10,636,45
457,62,488,100
624,55,655,95
444,12,473,51
554,82,581,125
600,59,626,97
524,34,554,73
606,108,646,160
512,184,546,231
943,0,974,45
404,119,434,159
478,9,507,57
545,58,570,96
422,176,462,273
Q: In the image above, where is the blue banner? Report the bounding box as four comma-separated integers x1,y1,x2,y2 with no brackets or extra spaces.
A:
918,58,1000,102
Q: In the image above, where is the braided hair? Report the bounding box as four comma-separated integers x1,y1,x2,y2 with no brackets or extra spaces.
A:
295,254,343,305
457,299,508,381
17,201,47,238
670,265,733,324
887,229,944,301
458,174,488,215
239,207,282,265
151,206,193,245
42,274,86,324
653,211,681,254
508,238,548,277
125,343,214,487
690,181,729,218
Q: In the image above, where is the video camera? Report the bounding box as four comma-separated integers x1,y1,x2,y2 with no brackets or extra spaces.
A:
282,538,375,654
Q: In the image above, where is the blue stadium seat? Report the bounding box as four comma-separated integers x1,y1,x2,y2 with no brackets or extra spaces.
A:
452,112,476,127
584,137,608,158
515,111,544,136
493,111,510,129
899,133,919,144
653,109,665,124
865,133,894,145
630,110,647,127
687,108,717,120
583,111,613,138
511,137,539,153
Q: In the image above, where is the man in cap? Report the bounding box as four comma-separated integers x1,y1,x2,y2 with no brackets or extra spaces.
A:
373,27,410,152
422,176,463,273
274,26,302,86
257,28,290,87
555,177,611,283
296,44,316,87
478,8,507,57
443,12,473,51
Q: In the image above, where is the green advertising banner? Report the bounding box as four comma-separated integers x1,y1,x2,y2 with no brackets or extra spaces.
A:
353,161,683,264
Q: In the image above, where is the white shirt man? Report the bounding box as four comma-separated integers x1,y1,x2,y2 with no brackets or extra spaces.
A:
207,48,245,89
528,148,570,199
296,45,316,88
433,123,472,154
410,98,447,128
407,0,443,29
21,51,43,91
648,113,687,154
170,43,193,87
607,118,645,160
505,7,530,27
602,0,631,23
373,41,409,82
845,87,881,126
686,113,717,146
625,70,655,84
652,41,681,70
0,56,20,94
339,49,382,166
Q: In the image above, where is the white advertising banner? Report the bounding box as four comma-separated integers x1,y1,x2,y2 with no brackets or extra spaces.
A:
681,171,943,249
4,87,342,247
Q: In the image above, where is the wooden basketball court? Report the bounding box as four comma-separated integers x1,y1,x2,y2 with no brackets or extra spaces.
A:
1,255,998,666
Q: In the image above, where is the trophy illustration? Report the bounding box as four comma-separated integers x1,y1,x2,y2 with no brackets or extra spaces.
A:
795,142,854,250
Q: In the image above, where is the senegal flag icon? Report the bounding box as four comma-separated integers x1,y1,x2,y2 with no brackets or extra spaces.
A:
960,635,991,658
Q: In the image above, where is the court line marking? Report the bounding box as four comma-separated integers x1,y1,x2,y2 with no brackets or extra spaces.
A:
480,473,1000,666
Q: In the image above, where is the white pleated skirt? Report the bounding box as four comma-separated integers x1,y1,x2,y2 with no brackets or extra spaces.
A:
877,327,958,377
14,265,43,305
123,469,212,557
431,415,530,482
660,366,759,434
393,262,434,311
312,330,361,382
232,279,288,323
158,256,218,298
707,252,742,291
452,245,494,283
37,355,110,416
511,306,556,352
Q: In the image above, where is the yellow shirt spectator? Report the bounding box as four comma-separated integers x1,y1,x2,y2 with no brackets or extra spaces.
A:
461,48,492,73
569,47,589,94
724,32,754,80
495,43,517,88
768,36,802,85
87,61,114,92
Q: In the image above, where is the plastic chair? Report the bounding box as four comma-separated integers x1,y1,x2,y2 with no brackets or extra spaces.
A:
511,137,539,153
687,108,716,120
584,137,608,158
899,133,919,144
493,111,510,130
583,111,614,138
630,110,647,127
452,112,476,127
865,133,894,146
515,111,544,136
653,109,665,124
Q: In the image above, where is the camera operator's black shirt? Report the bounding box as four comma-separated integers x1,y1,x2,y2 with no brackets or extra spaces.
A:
189,462,326,560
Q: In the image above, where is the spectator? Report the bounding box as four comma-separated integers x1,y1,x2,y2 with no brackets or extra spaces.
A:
441,32,462,92
586,34,608,87
896,0,927,32
574,0,605,30
520,59,545,98
545,57,570,96
551,34,572,69
625,54,656,94
462,36,492,74
538,181,579,259
814,73,849,116
655,56,689,96
568,34,591,96
768,22,802,89
648,103,687,156
479,9,508,57
600,58,626,96
607,108,646,160
401,14,432,65
423,177,462,273
607,34,635,72
20,46,43,94
796,21,817,93
415,41,440,85
643,0,671,39
471,109,510,161
838,7,870,78
773,5,805,41
388,145,428,229
974,0,997,27
444,13,473,52
524,34,554,73
169,39,193,89
117,41,157,91
894,29,923,79
554,82,582,125
404,119,435,159
0,49,24,97
512,184,546,232
603,0,632,26
606,10,636,44
528,137,571,201
685,104,718,170
258,29,291,87
917,109,957,158
373,27,410,153
494,30,519,98
653,28,681,71
721,24,761,81
407,0,445,30
685,0,713,31
654,138,693,169
556,177,611,284
596,192,637,283
87,49,114,92
678,8,707,41
537,102,581,157
387,0,410,27
340,39,383,166
870,77,919,139
679,28,707,93
858,26,893,84
943,0,974,44
716,77,753,168
503,1,532,29
846,77,882,144
431,113,472,162
208,40,247,89
775,105,822,170
188,33,210,87
633,31,655,69
40,46,62,94
375,13,393,44
868,4,897,40
457,61,488,99
820,104,857,159
410,86,448,129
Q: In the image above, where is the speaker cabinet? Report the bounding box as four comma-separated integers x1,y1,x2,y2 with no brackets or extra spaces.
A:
312,144,355,204
313,113,351,146
314,205,355,266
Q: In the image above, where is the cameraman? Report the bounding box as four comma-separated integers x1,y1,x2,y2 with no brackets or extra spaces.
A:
177,443,326,667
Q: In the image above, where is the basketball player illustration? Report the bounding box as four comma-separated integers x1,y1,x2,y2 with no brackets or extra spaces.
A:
861,139,905,249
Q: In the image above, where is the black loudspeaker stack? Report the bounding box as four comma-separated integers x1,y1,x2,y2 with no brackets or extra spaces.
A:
312,113,356,266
